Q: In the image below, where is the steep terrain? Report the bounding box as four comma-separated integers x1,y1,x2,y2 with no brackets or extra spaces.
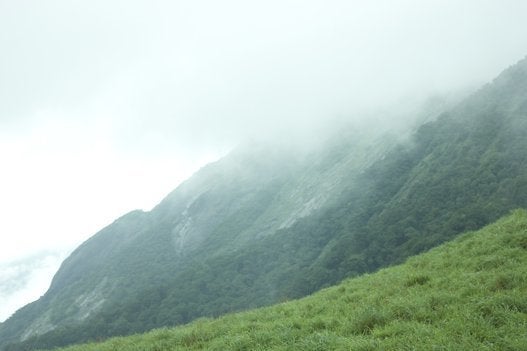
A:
1,56,526,350
49,210,527,350
0,127,400,350
294,56,527,290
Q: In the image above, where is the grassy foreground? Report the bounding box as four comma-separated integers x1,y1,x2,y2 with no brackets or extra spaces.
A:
52,210,527,351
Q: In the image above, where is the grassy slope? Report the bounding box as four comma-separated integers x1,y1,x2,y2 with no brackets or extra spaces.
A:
52,210,527,351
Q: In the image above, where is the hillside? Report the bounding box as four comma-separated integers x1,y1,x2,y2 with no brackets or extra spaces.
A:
1,56,526,350
0,127,401,350
48,210,527,350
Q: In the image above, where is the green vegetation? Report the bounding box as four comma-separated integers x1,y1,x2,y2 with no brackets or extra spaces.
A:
2,57,526,350
49,210,527,350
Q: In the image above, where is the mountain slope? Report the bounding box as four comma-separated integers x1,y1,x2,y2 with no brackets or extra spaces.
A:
289,56,527,291
51,210,527,350
0,128,400,350
1,56,527,350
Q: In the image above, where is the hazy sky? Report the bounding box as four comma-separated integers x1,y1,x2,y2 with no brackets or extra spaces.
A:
1,0,527,322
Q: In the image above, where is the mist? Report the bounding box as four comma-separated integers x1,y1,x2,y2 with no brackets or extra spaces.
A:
0,251,66,322
3,1,527,145
1,0,527,322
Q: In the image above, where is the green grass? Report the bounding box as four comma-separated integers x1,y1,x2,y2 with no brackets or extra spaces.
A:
51,210,527,350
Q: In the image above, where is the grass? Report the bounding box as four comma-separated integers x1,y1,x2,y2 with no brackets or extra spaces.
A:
50,210,527,350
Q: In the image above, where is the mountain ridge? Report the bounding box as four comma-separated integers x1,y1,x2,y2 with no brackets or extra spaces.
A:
1,56,526,350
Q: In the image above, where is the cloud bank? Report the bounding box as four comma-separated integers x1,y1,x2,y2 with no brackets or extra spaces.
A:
0,251,66,322
2,1,527,146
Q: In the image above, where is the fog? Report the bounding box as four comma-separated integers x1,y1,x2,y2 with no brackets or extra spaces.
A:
0,252,66,322
1,0,527,321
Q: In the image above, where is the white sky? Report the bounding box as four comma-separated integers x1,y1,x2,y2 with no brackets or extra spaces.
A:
1,0,527,322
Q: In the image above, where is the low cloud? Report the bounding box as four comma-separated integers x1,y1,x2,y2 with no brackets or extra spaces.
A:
2,1,527,150
0,251,66,322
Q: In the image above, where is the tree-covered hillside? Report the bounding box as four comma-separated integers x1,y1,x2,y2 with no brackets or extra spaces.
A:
1,56,526,351
291,56,527,293
45,210,527,350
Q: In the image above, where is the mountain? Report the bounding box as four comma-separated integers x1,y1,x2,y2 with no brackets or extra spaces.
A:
0,126,401,350
39,210,527,350
1,56,527,350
